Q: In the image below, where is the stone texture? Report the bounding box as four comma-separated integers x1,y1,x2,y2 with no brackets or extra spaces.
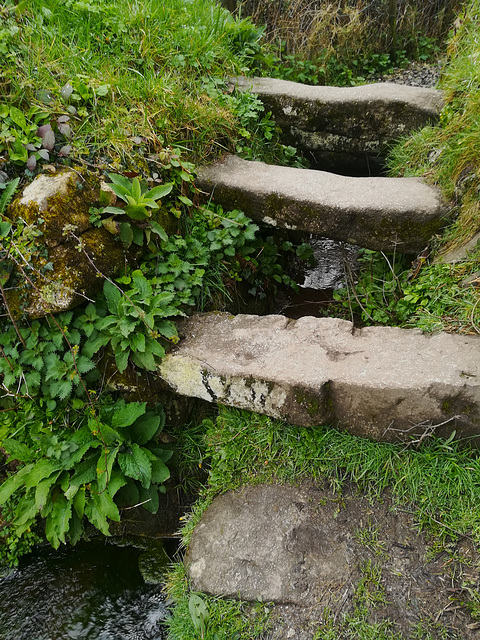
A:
158,312,480,442
5,169,124,318
233,77,443,167
185,484,479,636
197,155,448,253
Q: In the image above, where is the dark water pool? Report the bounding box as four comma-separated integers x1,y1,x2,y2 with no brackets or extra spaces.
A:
0,540,169,640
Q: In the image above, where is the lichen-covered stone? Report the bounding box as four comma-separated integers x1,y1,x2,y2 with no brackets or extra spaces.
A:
197,155,448,253
233,78,444,167
5,168,125,318
158,312,480,443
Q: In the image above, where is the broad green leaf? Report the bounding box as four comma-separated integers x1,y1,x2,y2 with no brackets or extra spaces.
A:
0,464,34,504
115,349,129,373
73,487,86,519
131,225,144,245
69,453,98,485
144,183,173,201
96,446,119,492
45,494,72,548
83,333,110,357
114,478,139,507
118,444,152,488
25,458,61,491
108,172,133,191
1,438,34,463
103,279,122,314
13,495,37,536
106,470,127,498
120,222,133,246
68,510,84,545
10,106,27,131
85,488,119,536
125,204,149,220
103,206,126,215
150,458,170,485
112,401,146,428
131,270,152,298
138,484,159,514
131,177,142,202
155,319,178,340
36,471,62,510
130,413,163,445
132,349,158,371
149,220,168,242
107,183,131,203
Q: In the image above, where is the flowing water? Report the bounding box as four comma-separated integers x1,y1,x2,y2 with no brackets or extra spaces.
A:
0,539,170,640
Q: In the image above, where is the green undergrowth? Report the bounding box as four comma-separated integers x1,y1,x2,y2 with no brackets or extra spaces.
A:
165,563,272,640
166,406,480,638
0,0,301,173
178,407,480,548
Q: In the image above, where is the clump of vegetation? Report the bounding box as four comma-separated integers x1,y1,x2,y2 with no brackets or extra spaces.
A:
239,0,454,85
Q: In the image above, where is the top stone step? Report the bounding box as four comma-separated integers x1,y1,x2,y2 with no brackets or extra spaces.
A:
233,77,444,169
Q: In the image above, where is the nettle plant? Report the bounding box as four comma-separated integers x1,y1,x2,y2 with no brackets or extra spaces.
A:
0,399,172,550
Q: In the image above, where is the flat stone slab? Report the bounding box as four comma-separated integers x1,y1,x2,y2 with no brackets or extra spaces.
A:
186,484,479,637
158,313,480,443
197,155,448,253
233,78,443,163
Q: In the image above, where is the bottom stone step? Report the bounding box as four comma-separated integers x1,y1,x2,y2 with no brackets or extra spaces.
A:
158,313,480,443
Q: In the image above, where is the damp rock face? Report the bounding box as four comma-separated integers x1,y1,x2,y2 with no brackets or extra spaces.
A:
185,484,479,638
5,169,124,318
232,78,443,170
197,155,448,253
158,312,480,443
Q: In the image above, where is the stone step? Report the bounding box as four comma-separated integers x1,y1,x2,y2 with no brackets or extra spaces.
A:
233,77,444,168
158,312,480,444
197,155,448,253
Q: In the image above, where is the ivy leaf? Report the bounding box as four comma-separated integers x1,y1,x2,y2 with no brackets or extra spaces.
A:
118,444,152,488
112,401,146,428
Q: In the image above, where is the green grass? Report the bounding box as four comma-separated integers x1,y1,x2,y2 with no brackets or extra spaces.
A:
178,407,480,548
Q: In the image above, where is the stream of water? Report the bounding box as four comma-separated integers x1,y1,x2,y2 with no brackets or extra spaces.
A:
0,540,169,640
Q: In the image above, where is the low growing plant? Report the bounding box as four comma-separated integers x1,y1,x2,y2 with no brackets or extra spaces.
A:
0,398,172,553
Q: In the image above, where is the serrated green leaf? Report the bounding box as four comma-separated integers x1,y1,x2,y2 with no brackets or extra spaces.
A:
36,471,62,511
0,464,34,504
2,438,34,463
69,453,98,485
112,401,146,428
106,470,127,498
115,347,130,373
118,444,151,488
68,510,84,545
73,487,86,519
25,458,61,491
45,494,72,548
13,495,37,536
131,349,158,371
103,279,122,314
96,446,119,493
114,478,139,507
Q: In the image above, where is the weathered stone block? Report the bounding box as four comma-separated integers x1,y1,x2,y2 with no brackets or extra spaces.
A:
158,312,480,443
